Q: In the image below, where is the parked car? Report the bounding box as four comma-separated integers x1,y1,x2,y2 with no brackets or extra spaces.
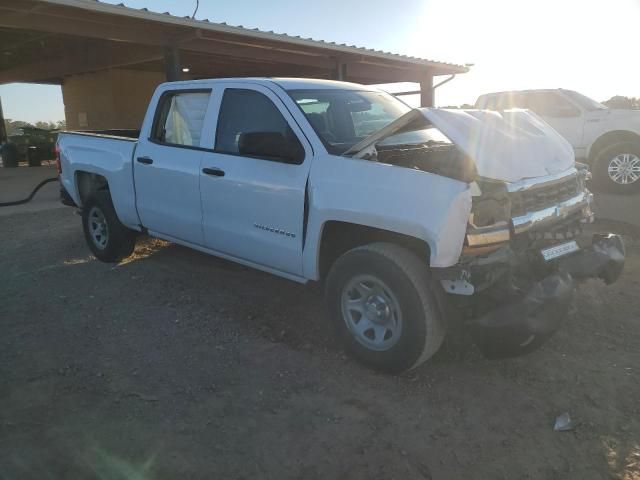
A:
57,78,625,373
475,89,640,193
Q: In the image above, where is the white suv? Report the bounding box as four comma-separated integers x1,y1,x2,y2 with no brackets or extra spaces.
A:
476,89,640,194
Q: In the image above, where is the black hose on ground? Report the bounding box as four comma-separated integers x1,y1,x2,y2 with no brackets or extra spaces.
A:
0,177,58,207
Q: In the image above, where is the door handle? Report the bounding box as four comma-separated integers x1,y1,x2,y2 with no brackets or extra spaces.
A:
202,167,225,177
137,156,153,165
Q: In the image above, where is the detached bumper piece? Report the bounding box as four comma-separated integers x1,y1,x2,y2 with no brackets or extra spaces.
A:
469,233,625,359
557,234,625,285
470,272,574,359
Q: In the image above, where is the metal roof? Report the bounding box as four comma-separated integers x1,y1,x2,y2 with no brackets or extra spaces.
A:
154,77,385,91
39,0,468,74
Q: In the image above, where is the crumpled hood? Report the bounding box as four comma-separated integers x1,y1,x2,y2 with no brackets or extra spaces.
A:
420,108,575,183
349,107,575,183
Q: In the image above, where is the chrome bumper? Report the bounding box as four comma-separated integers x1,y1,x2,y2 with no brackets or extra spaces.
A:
511,190,594,235
466,168,594,247
466,190,593,246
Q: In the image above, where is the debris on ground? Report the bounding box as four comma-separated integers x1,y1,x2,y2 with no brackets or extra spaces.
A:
554,412,576,431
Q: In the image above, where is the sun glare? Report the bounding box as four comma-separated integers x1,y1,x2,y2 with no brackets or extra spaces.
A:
410,0,640,106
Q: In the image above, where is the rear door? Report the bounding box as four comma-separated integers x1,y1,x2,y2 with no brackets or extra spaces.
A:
134,88,213,245
199,83,313,276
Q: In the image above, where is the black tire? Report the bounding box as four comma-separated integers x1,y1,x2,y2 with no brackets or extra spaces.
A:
82,191,136,262
325,242,445,373
592,141,640,194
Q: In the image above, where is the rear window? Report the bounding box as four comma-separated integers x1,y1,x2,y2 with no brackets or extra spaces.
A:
152,90,211,147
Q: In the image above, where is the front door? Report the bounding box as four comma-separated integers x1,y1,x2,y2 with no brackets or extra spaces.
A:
199,84,313,276
134,89,212,245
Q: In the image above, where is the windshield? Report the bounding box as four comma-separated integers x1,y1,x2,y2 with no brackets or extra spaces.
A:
563,90,607,111
288,89,412,154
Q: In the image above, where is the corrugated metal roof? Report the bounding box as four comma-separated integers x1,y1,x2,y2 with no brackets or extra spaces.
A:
39,0,468,74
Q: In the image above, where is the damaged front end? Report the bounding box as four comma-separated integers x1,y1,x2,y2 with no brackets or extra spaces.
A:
348,105,625,359
436,167,626,358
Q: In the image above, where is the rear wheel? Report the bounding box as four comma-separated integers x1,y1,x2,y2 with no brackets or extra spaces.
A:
82,191,136,262
325,243,445,373
593,141,640,193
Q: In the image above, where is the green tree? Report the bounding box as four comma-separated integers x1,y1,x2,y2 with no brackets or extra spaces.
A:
3,119,65,137
34,121,57,130
3,119,32,136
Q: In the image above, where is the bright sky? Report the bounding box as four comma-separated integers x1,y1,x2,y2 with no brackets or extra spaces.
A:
1,0,639,122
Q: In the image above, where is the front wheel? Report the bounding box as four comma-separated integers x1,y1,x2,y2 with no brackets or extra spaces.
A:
82,191,136,262
592,141,640,194
325,243,445,373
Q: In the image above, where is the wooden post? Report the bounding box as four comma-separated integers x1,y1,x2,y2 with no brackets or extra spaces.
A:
164,45,182,82
338,63,348,81
0,97,6,144
420,73,434,107
332,61,348,81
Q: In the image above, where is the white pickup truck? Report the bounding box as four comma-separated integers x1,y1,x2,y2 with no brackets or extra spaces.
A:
57,78,625,373
476,89,640,193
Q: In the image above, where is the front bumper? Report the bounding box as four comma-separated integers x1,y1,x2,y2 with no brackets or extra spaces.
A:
464,234,625,358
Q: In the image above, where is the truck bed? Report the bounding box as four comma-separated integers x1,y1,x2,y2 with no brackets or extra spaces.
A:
60,129,140,140
58,130,141,229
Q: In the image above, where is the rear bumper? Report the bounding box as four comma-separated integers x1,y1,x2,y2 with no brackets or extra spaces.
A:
465,234,625,358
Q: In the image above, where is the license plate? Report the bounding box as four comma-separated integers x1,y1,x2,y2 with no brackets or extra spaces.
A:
540,240,580,261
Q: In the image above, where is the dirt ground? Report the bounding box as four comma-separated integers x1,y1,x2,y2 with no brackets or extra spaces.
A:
1,207,639,480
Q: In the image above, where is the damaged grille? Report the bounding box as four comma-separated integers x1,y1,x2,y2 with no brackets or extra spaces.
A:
510,175,580,217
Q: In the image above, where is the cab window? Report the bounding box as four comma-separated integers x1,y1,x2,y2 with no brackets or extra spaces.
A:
152,91,211,147
215,88,304,164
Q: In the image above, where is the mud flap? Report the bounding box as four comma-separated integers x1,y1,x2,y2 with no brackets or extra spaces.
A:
469,272,575,359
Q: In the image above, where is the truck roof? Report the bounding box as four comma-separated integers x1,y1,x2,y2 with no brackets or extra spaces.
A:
479,88,568,98
156,77,374,92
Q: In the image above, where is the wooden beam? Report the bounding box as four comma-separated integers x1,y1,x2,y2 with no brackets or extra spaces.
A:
346,62,423,84
0,43,164,84
0,7,174,46
179,35,335,70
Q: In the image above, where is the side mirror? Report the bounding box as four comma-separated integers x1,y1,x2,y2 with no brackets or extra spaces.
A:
238,131,303,164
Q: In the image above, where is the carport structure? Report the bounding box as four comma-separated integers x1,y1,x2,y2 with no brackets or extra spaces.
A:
0,0,467,130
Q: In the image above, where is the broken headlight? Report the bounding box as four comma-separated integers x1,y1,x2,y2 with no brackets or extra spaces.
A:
575,161,592,190
466,179,512,247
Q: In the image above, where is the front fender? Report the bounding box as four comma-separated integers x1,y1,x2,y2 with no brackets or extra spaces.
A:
302,155,472,279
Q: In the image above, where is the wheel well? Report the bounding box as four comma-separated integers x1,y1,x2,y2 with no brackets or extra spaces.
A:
75,171,109,205
589,130,640,163
318,221,430,280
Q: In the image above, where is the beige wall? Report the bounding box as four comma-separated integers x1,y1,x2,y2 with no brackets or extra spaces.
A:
62,69,164,130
